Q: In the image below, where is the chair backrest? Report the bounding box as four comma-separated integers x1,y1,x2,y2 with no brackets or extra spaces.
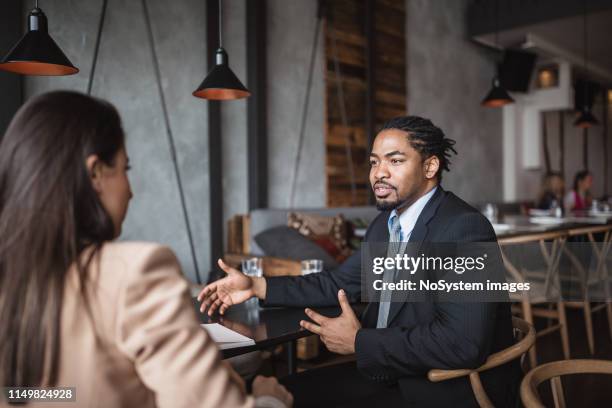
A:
568,224,612,284
520,359,612,408
428,317,535,408
498,230,567,299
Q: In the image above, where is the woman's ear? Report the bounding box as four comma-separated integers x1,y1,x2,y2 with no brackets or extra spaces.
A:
86,154,103,193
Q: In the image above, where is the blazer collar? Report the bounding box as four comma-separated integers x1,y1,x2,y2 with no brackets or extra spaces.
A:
408,185,445,243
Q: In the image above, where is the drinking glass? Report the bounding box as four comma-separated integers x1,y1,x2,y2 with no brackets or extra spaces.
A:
483,203,498,223
301,259,323,275
241,258,262,308
241,257,263,278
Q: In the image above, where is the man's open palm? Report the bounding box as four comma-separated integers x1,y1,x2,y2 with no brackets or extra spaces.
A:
197,259,254,315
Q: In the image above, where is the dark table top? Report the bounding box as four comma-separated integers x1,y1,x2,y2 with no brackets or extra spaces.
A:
193,298,348,358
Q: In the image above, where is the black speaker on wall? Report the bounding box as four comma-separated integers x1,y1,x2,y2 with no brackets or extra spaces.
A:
498,49,537,93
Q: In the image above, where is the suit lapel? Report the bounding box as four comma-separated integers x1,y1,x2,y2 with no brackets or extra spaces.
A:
386,186,445,326
361,211,390,327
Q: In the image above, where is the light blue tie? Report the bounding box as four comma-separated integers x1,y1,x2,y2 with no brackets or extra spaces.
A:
376,214,403,328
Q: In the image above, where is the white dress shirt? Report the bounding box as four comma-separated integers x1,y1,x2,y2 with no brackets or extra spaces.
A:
387,186,438,242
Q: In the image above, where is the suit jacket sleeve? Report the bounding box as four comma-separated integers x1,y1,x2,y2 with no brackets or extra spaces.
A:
263,248,363,307
115,245,254,408
263,212,389,307
355,212,500,380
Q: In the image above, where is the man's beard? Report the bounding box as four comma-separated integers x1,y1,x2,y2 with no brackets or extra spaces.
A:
375,198,402,211
376,198,406,211
373,182,404,211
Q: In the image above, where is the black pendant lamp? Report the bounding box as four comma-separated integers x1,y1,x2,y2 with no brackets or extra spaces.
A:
481,0,513,108
575,107,599,128
482,77,514,107
574,0,598,128
0,1,78,76
193,0,250,100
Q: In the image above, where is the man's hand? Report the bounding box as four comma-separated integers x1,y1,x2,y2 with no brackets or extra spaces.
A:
197,259,265,316
299,289,361,355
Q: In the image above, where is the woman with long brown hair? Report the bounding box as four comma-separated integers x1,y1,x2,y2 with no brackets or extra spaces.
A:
0,91,291,408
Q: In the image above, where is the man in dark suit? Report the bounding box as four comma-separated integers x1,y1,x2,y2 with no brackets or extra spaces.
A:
198,116,519,407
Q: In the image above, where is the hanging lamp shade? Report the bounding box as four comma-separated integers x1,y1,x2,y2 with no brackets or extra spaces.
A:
481,77,514,107
0,7,78,76
574,107,599,128
193,48,250,100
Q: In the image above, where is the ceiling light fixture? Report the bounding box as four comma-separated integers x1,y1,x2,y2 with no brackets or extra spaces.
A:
0,0,78,76
481,0,514,108
192,0,250,100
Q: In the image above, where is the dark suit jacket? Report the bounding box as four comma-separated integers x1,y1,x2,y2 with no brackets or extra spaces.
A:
264,187,520,407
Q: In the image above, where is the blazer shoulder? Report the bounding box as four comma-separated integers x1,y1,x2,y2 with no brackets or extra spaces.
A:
435,192,496,239
101,240,176,258
364,210,390,242
437,192,485,220
96,241,181,280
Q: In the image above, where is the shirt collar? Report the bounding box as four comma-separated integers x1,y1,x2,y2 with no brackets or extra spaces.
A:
387,186,438,241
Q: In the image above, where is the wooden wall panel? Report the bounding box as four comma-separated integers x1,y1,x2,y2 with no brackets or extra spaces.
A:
325,0,406,207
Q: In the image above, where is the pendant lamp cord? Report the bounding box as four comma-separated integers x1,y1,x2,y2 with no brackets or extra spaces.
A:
87,0,108,95
36,0,39,8
218,0,223,48
494,0,499,49
142,0,202,284
289,0,323,206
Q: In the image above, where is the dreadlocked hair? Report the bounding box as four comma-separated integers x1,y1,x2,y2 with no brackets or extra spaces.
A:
380,115,457,181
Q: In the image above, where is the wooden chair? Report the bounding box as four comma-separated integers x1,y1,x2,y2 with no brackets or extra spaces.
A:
521,359,612,408
498,230,570,367
428,317,535,408
562,224,612,354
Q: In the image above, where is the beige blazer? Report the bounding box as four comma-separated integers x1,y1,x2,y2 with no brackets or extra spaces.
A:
13,242,254,408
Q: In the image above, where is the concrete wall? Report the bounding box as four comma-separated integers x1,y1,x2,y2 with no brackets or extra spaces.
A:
267,0,326,208
405,0,504,203
23,0,210,283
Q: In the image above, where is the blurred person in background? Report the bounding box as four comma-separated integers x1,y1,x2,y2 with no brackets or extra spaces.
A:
536,172,565,211
564,170,593,212
0,91,292,408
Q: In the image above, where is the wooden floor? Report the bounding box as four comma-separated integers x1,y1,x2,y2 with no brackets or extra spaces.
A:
262,306,612,406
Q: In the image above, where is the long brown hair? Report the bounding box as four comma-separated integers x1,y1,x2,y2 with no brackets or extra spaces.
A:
0,91,125,387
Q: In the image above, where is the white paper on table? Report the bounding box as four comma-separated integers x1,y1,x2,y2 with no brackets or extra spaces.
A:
201,323,255,350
